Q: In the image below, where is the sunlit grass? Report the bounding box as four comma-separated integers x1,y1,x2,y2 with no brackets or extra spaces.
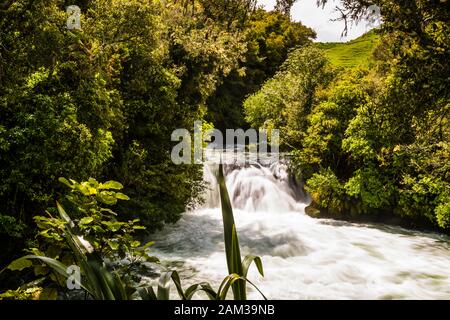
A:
317,30,380,68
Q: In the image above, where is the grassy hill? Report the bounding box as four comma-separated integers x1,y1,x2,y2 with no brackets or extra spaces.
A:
316,30,380,68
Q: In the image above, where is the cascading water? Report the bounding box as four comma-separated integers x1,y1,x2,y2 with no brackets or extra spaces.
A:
148,158,450,300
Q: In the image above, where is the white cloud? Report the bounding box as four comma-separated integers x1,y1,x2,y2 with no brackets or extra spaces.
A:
257,0,374,42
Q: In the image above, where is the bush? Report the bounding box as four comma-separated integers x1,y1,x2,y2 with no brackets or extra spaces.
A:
305,169,345,215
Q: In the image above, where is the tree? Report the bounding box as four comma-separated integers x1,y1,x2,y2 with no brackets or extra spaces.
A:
207,9,316,130
244,45,334,148
275,0,297,17
246,0,449,229
200,0,257,30
0,0,250,269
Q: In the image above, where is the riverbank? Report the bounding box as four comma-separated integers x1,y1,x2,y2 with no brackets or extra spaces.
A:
304,202,448,235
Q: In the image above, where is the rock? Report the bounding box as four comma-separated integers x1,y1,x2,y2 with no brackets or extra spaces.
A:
305,203,321,217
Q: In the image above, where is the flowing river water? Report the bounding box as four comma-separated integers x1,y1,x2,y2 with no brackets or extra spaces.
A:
148,159,450,300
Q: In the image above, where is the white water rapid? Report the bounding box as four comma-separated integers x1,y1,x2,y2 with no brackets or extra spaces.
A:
148,159,450,300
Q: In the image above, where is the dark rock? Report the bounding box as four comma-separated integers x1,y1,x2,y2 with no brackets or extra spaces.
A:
305,203,321,217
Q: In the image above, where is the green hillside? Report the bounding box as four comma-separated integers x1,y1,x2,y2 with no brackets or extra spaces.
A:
316,30,380,68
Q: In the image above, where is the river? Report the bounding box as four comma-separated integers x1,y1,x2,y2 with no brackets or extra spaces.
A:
148,158,450,300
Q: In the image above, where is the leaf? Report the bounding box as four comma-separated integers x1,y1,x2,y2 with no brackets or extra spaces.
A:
83,256,128,300
100,208,118,216
185,282,217,300
56,201,72,225
33,265,48,276
87,178,99,188
137,287,157,300
98,191,118,205
99,181,123,190
170,271,187,300
21,256,68,279
115,192,130,201
142,241,154,250
217,274,243,300
5,257,33,272
130,241,141,248
217,163,245,300
28,248,45,256
58,177,74,189
79,217,94,225
77,183,96,196
92,225,105,233
108,241,120,250
242,255,264,278
102,221,124,232
144,256,159,263
244,278,267,300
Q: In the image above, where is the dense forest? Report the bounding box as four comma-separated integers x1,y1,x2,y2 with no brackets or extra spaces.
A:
245,1,449,229
0,0,449,300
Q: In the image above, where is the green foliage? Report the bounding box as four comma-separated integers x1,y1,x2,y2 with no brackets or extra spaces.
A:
0,177,160,300
199,0,257,30
305,168,345,214
344,167,396,213
0,214,25,238
138,270,264,301
0,0,256,268
244,45,335,148
1,174,266,300
247,0,450,230
398,174,450,227
4,202,132,300
298,68,371,178
0,280,56,301
218,163,245,299
1,180,158,300
206,8,316,129
36,178,156,264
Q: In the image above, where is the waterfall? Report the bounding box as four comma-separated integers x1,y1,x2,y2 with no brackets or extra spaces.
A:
148,157,450,300
202,160,307,212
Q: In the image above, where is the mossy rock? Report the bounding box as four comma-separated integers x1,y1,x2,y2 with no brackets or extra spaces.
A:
305,203,321,217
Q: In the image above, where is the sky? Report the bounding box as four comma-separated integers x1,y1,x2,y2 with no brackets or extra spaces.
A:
258,0,374,42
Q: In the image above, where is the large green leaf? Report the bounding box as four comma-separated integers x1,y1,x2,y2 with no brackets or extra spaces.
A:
4,257,33,272
79,217,94,225
20,255,68,279
115,192,130,200
99,181,124,190
169,271,187,300
217,163,246,300
58,177,74,189
56,201,72,225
